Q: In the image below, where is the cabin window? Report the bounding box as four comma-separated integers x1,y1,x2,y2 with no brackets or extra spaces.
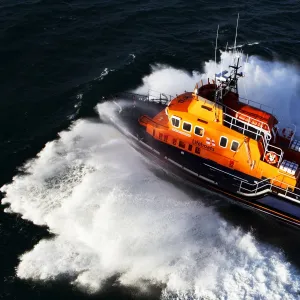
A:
171,116,180,128
182,121,192,132
188,144,193,151
194,126,204,137
195,147,200,154
219,136,228,148
179,141,185,148
159,133,163,140
172,138,177,145
231,140,239,152
164,135,168,142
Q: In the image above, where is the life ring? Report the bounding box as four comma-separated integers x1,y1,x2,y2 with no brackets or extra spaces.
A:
265,151,278,165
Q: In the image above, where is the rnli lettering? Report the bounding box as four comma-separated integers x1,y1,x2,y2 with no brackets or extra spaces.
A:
192,139,215,152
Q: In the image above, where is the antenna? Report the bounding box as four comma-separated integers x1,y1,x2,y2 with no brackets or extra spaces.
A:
233,13,239,53
214,25,219,106
215,25,219,69
214,25,220,119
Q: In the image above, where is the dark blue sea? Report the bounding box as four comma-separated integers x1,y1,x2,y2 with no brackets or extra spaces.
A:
1,1,300,299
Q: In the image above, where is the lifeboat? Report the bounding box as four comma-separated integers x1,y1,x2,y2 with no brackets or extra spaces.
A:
101,27,300,230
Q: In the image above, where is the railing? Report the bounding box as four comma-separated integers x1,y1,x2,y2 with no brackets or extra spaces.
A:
203,163,300,204
290,124,297,145
111,91,172,105
222,105,284,167
223,111,267,140
239,96,276,116
279,124,297,148
238,176,300,204
223,104,272,134
148,89,174,104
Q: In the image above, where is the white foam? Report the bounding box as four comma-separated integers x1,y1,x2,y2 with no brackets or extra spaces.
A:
94,67,114,81
227,41,260,49
1,116,300,298
2,53,300,299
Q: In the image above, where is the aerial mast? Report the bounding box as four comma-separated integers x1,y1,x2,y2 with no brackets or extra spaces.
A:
214,25,219,103
231,13,241,94
215,24,219,69
233,13,239,54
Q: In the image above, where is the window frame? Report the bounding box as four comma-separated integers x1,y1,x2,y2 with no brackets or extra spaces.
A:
219,136,228,148
194,126,205,137
230,140,240,152
171,116,181,128
182,121,192,132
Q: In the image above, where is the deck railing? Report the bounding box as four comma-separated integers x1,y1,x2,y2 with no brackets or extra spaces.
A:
238,176,300,204
285,124,297,148
111,91,171,105
239,96,276,116
223,104,272,135
222,105,284,167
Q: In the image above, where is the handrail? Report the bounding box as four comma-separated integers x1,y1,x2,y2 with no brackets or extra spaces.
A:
222,108,284,168
223,104,271,134
288,124,297,148
223,113,266,140
204,163,300,204
239,96,276,116
238,176,300,203
148,89,174,102
112,91,170,105
239,175,281,188
238,175,279,194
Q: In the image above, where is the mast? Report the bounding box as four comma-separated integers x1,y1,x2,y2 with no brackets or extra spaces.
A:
229,14,242,94
233,13,239,53
233,56,240,94
214,25,219,103
215,25,219,69
214,15,243,102
213,25,220,121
